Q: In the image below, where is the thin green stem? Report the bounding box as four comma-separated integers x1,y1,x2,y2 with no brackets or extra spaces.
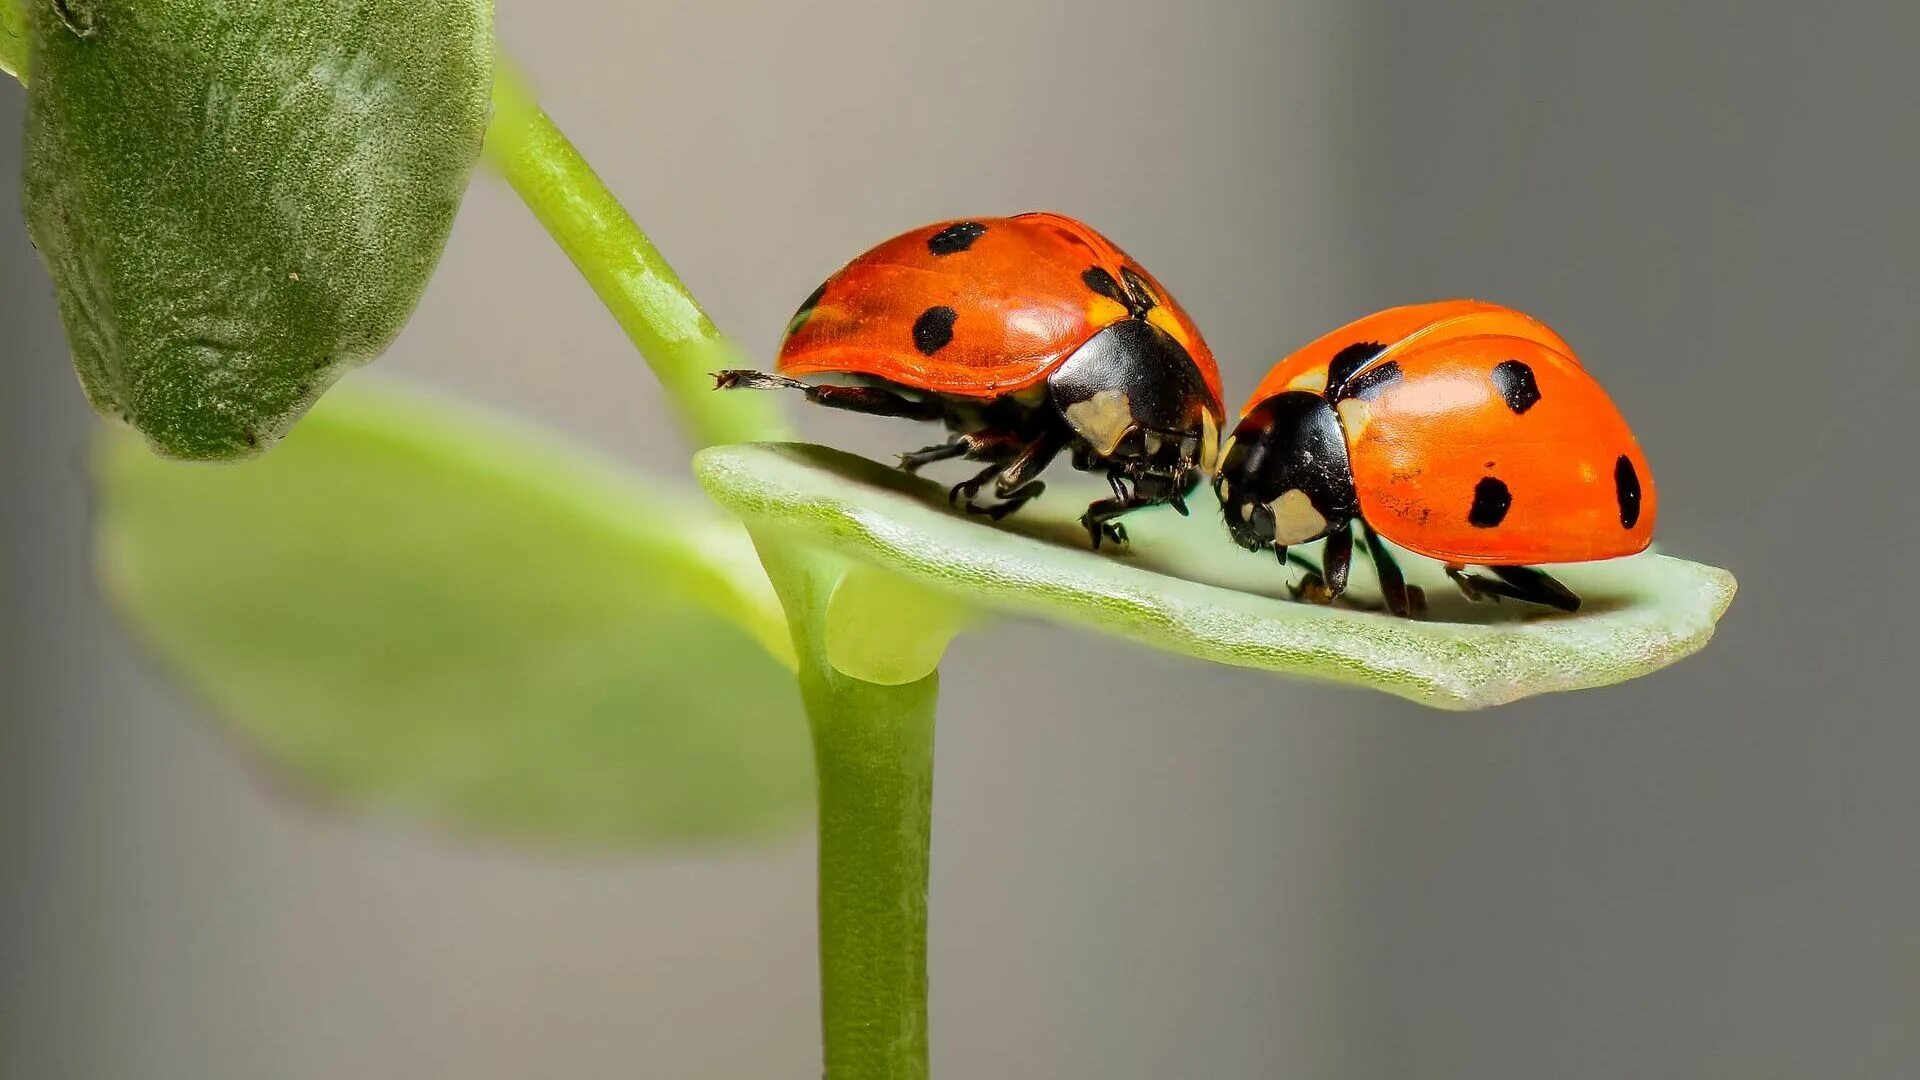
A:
488,57,937,1078
757,537,936,1080
483,64,788,448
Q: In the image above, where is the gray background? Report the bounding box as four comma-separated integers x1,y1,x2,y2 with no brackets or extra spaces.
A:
5,2,1917,1077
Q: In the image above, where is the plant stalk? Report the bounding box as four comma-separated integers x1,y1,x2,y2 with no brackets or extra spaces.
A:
483,63,788,448
758,537,937,1080
488,59,938,1078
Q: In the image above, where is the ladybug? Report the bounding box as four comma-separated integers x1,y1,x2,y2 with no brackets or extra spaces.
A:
716,213,1224,547
1213,300,1656,616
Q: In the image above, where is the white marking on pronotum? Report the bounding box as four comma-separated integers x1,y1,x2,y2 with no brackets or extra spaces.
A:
1064,389,1134,456
1269,489,1328,545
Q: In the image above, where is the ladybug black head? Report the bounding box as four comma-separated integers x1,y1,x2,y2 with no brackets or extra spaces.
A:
1214,391,1359,553
1046,319,1221,497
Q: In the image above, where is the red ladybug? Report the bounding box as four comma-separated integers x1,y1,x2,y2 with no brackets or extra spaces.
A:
1214,300,1657,616
716,213,1224,546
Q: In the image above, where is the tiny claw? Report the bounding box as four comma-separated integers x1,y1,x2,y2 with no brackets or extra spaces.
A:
1170,493,1190,517
1288,573,1334,606
1081,514,1103,549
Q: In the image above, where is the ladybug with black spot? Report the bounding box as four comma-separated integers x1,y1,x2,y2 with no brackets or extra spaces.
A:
1214,300,1656,616
716,213,1224,547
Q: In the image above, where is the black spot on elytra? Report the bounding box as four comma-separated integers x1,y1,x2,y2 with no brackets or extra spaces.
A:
1082,266,1126,304
786,281,828,337
1326,341,1387,396
1468,476,1512,528
1119,267,1159,314
927,221,988,255
1338,360,1402,401
912,306,958,356
1490,358,1542,414
1614,455,1642,528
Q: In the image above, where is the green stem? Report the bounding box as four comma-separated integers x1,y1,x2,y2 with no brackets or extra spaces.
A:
757,537,936,1080
483,63,788,448
488,57,936,1079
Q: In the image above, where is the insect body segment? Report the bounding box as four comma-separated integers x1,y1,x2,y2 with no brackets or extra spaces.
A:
717,213,1224,547
1216,300,1657,616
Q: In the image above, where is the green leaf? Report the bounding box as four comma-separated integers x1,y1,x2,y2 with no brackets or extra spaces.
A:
695,443,1738,711
97,382,812,845
1,0,26,80
24,0,492,460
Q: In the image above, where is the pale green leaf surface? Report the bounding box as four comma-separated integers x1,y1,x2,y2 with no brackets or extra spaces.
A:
824,564,977,687
25,0,492,459
98,382,811,845
696,443,1737,711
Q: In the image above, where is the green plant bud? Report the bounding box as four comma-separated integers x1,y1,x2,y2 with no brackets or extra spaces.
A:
24,0,492,458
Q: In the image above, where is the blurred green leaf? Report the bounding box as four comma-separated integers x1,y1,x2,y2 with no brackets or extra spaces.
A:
24,0,492,459
97,382,812,846
1,0,25,79
696,443,1737,711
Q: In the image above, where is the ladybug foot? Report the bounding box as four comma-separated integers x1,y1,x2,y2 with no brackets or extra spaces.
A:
899,440,968,474
1447,566,1501,604
1445,564,1581,613
1287,570,1335,606
960,481,1045,522
1080,514,1129,550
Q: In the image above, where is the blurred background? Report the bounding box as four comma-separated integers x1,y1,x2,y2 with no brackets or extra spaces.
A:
4,2,1916,1077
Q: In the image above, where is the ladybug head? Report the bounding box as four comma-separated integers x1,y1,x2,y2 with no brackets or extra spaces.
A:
1214,391,1359,553
1047,319,1222,500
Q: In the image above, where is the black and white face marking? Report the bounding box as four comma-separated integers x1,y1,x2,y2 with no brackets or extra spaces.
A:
1046,318,1218,498
1213,391,1359,553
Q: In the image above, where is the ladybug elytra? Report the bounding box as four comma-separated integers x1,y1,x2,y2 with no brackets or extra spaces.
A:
1213,300,1657,616
716,213,1224,547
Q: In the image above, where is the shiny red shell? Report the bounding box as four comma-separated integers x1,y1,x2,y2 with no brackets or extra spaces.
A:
775,212,1224,410
1244,300,1657,565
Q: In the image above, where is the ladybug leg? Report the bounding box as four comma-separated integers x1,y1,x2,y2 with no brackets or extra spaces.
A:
1355,519,1415,618
950,430,1066,520
1487,566,1581,613
948,462,1005,508
976,430,1066,519
1446,564,1492,603
899,440,969,473
1444,565,1580,613
942,429,1026,504
713,370,946,421
1079,473,1153,549
1078,498,1135,549
1277,548,1336,603
1285,527,1350,606
1320,523,1354,600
